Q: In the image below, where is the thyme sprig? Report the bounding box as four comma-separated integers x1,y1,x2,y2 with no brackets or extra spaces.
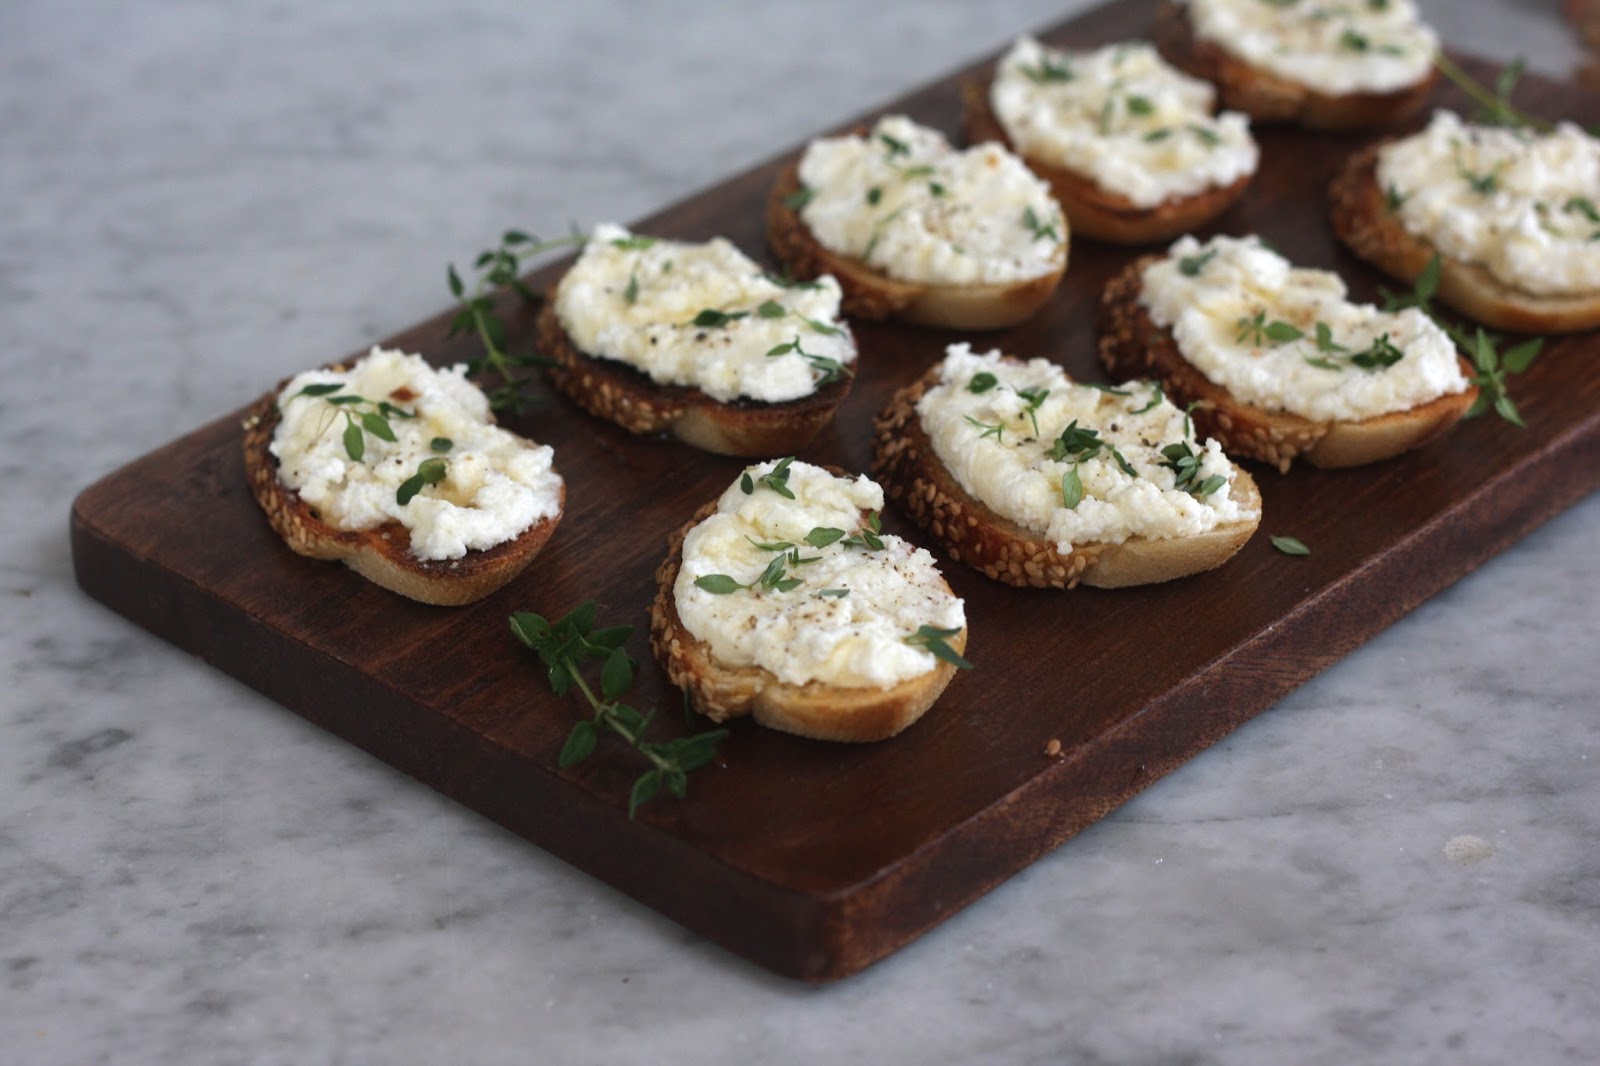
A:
904,625,972,670
1433,53,1553,133
511,602,728,818
1236,310,1304,346
447,228,586,413
1380,254,1542,425
290,382,416,463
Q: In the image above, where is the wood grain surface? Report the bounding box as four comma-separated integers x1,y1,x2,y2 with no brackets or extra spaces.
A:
70,2,1600,981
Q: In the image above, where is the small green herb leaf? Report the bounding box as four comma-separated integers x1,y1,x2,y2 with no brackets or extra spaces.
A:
1271,535,1310,556
693,574,745,595
904,625,972,670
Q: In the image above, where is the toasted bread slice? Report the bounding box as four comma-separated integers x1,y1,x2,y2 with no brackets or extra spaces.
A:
1097,255,1479,472
961,79,1253,245
1152,0,1437,130
649,500,965,743
535,302,851,456
871,363,1261,590
1329,140,1600,334
242,384,562,606
765,160,1065,330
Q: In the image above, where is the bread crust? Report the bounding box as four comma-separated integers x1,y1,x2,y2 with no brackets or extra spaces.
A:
1152,0,1437,130
648,501,965,742
961,80,1253,245
870,365,1261,589
765,160,1066,330
535,301,852,456
1095,255,1480,472
1329,141,1600,334
242,378,562,606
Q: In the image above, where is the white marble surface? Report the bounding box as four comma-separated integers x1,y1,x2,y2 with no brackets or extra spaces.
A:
5,1,1598,1062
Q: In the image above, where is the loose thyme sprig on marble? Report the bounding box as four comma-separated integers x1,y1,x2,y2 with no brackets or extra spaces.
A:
510,601,727,818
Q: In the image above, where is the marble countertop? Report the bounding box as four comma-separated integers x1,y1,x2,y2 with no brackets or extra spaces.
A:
6,1,1597,1062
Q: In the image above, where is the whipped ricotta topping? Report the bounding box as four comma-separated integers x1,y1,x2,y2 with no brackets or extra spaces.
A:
1376,110,1600,298
796,114,1066,286
673,460,965,689
916,344,1257,554
1139,235,1467,421
1186,0,1438,96
989,37,1258,209
553,223,855,404
271,347,563,561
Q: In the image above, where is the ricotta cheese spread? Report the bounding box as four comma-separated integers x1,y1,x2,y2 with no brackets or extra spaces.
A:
1376,110,1600,298
916,344,1257,554
674,460,965,689
271,347,563,561
1139,235,1467,422
553,223,856,404
989,37,1258,209
795,114,1066,286
1186,0,1438,96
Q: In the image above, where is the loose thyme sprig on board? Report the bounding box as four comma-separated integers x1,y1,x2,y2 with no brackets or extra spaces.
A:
1380,255,1542,426
447,228,586,414
511,601,727,818
1432,53,1554,133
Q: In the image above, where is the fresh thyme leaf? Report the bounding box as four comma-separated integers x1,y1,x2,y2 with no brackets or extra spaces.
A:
693,574,745,595
693,308,749,328
745,537,795,552
756,456,796,498
1020,55,1074,83
1188,123,1221,147
295,382,344,398
1016,386,1049,437
879,131,911,157
1385,184,1408,213
342,420,364,461
965,415,1005,443
430,436,453,453
1264,321,1306,344
783,186,815,211
903,625,972,670
1565,197,1600,223
805,527,846,548
800,314,845,336
818,588,850,598
1132,384,1164,414
1303,355,1344,371
1341,29,1370,52
1350,333,1405,369
967,372,999,394
623,268,639,305
866,186,883,206
360,411,397,442
610,235,656,251
1125,94,1155,116
1178,249,1217,277
1314,321,1347,353
1060,465,1084,509
756,299,787,319
1046,419,1103,462
740,472,754,494
1144,128,1172,143
1022,205,1061,243
1270,535,1310,556
395,455,447,506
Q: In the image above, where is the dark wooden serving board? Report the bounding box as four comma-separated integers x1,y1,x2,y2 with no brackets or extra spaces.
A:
71,2,1600,981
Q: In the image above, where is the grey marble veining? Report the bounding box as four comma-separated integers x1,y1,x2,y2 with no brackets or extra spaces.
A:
3,1,1597,1063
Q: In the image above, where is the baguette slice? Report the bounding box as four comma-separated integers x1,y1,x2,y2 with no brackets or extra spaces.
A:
243,379,563,606
535,301,851,456
871,362,1261,590
1152,0,1437,130
649,464,966,743
765,160,1065,331
961,80,1252,245
1329,140,1600,334
1097,254,1479,472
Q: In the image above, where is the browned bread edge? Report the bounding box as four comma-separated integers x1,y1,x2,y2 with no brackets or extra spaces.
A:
869,365,1261,588
1328,140,1600,334
1095,255,1479,472
535,301,852,457
1152,0,1437,130
647,501,965,742
765,159,1066,330
961,79,1253,245
242,379,563,606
